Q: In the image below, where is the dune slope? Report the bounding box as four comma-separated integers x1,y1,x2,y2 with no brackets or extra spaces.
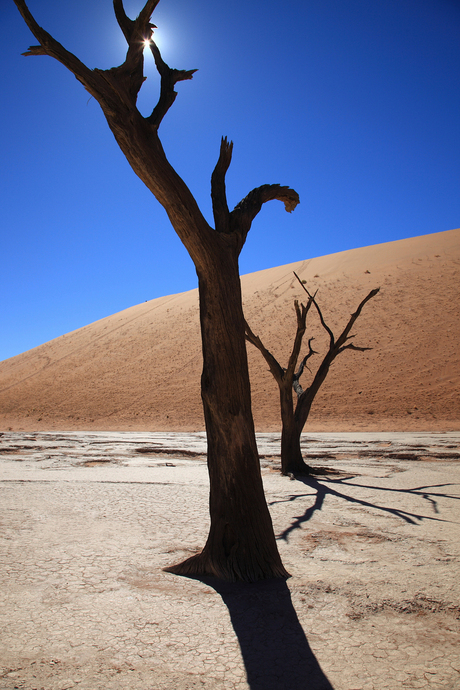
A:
1,229,459,432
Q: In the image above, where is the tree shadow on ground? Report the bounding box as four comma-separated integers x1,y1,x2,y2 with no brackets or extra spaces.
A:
200,576,334,690
271,476,460,541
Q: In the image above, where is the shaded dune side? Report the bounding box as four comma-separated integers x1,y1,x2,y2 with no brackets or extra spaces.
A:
1,229,459,432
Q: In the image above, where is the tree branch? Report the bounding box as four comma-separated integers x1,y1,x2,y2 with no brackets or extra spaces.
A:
113,0,160,42
147,41,198,129
296,338,317,379
334,288,380,350
108,1,163,110
22,45,47,56
292,338,317,398
113,0,136,43
14,0,96,91
293,272,335,348
113,1,197,120
285,299,313,378
136,0,161,29
244,321,285,384
230,184,300,248
295,275,379,357
337,344,372,354
211,137,233,233
15,0,196,127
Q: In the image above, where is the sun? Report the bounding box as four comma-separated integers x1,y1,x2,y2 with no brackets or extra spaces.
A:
142,24,157,51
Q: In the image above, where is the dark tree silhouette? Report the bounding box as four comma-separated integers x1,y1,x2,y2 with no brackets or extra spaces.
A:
13,0,298,581
245,274,379,475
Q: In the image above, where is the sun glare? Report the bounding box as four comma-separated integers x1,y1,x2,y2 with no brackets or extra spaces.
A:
144,27,168,54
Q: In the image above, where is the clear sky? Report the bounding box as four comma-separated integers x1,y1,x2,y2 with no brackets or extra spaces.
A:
1,0,459,362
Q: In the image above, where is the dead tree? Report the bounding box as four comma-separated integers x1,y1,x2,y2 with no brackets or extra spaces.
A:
13,0,297,581
245,274,379,475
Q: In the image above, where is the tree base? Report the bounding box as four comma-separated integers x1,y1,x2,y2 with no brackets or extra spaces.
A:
164,550,290,583
281,458,314,476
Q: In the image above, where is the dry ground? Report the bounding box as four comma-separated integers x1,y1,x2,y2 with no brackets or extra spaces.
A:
1,430,459,690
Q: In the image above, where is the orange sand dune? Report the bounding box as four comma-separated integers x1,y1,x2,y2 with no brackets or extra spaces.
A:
1,229,459,432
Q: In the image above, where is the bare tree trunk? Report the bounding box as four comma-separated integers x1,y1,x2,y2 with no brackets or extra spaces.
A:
167,253,288,580
280,383,312,475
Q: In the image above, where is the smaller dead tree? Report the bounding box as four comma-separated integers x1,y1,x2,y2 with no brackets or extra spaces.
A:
245,274,379,475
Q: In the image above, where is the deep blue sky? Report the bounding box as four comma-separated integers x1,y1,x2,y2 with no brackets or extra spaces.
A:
1,0,459,362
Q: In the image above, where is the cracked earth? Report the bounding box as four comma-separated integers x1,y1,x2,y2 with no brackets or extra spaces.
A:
0,431,459,690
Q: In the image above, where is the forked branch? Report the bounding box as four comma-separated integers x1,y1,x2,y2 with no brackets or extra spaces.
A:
113,0,159,43
14,0,197,128
335,288,380,349
245,293,314,386
290,273,379,431
293,272,379,354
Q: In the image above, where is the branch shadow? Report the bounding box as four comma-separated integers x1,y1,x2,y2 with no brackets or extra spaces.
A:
200,576,334,690
271,476,460,541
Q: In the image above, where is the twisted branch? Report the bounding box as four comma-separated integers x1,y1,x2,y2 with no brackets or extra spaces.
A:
231,184,300,248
